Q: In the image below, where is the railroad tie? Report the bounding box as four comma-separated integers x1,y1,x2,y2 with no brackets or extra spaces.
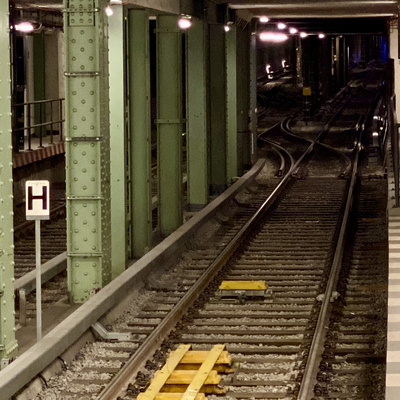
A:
137,344,233,400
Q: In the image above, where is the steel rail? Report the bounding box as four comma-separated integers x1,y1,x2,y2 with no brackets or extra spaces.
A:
297,93,380,400
98,145,301,399
99,110,352,398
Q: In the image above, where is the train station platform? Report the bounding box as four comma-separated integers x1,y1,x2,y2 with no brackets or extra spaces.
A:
386,151,400,400
13,139,65,168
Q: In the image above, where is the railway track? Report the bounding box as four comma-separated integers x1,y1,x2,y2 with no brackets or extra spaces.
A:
1,76,387,400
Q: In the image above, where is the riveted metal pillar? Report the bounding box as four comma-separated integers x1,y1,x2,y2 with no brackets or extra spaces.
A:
249,32,257,164
108,4,126,276
237,27,250,169
186,19,208,209
128,9,152,256
64,0,111,303
226,25,238,183
156,15,183,236
0,1,18,364
33,32,46,138
209,24,226,194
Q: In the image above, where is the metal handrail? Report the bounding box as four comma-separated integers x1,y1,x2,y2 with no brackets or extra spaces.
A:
11,97,65,152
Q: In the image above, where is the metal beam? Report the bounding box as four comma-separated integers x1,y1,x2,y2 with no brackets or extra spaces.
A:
128,9,153,257
0,0,18,366
186,19,209,208
156,15,183,236
64,0,112,303
109,5,127,277
226,25,239,182
209,24,227,194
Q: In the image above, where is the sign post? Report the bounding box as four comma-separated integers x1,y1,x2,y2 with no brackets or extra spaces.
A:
25,180,50,341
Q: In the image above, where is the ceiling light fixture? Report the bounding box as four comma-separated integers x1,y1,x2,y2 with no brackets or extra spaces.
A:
178,15,192,30
277,22,287,30
105,5,113,16
259,32,288,43
259,16,269,23
14,22,35,33
289,27,298,34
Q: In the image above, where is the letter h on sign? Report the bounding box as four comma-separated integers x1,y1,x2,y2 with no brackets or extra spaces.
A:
26,181,50,220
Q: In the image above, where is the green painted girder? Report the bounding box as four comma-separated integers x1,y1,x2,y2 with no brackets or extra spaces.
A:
249,32,258,164
209,24,227,194
156,15,183,236
186,19,209,208
108,5,127,277
0,0,18,365
64,0,111,303
128,8,153,257
226,25,239,182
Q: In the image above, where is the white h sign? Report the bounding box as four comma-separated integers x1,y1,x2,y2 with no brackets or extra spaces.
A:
25,180,50,220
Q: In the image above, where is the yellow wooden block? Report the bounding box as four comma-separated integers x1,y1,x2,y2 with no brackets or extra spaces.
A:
166,370,220,385
181,344,225,400
177,363,234,373
219,281,267,291
137,345,192,400
179,350,231,365
161,385,226,394
154,393,207,400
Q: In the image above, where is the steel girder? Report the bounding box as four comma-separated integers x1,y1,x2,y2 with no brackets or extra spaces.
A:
64,0,111,303
0,0,18,366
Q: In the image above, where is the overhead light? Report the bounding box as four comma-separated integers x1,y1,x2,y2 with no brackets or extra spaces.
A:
109,0,122,3
372,131,379,137
300,32,308,38
224,25,231,32
318,33,326,39
277,22,287,30
178,15,192,30
259,16,269,23
289,27,298,34
259,32,288,43
14,22,35,33
105,5,113,16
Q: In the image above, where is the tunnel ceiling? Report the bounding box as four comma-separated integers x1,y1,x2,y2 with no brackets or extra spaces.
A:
10,0,396,35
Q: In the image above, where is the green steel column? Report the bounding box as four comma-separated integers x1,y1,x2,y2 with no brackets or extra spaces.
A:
128,9,152,257
237,27,250,170
209,24,226,194
249,32,257,164
108,4,126,277
156,15,183,236
0,1,18,365
226,25,238,183
33,32,46,138
64,0,111,303
186,19,208,209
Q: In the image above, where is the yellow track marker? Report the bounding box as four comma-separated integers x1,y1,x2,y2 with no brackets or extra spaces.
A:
137,345,192,400
181,344,225,400
219,281,267,290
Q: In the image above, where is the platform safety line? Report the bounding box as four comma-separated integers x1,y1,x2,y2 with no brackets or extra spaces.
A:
181,344,225,400
137,344,192,400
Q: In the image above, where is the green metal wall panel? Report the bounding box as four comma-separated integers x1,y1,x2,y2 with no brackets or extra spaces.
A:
0,1,18,366
186,19,209,208
109,5,127,277
64,0,111,303
226,26,238,182
209,24,226,194
128,9,152,257
156,15,183,236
